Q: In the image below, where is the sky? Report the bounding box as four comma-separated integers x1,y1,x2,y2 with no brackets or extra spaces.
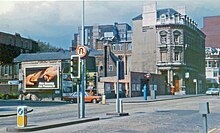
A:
0,0,220,49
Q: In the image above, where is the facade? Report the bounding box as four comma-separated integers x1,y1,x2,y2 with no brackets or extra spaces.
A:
205,47,220,88
94,39,132,98
0,32,38,83
201,16,220,48
131,2,206,94
72,22,132,49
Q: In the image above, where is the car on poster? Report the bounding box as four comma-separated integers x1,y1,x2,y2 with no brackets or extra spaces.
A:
24,65,59,89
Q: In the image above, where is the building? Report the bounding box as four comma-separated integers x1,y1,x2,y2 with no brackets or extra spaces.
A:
205,47,220,88
131,2,206,94
201,16,220,48
0,32,38,83
72,22,132,49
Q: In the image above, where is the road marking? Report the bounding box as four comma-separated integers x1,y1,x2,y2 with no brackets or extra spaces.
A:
208,128,217,133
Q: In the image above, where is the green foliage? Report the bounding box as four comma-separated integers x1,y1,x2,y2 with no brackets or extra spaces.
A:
0,93,18,99
0,45,20,64
37,40,61,52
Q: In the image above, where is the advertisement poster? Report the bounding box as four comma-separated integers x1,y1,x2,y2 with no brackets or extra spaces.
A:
62,73,73,97
24,65,59,89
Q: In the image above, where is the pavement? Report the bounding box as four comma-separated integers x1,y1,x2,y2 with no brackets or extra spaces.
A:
1,94,204,132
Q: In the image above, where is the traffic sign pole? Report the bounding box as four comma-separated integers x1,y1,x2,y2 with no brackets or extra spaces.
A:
116,61,120,113
80,0,85,119
81,59,85,118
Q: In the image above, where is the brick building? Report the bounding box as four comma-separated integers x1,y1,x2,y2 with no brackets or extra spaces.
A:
0,32,38,83
201,16,220,48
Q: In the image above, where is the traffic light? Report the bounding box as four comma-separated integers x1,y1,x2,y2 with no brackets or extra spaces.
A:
144,73,151,82
70,55,80,79
118,61,124,80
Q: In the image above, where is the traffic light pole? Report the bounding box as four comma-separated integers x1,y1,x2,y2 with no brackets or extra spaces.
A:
80,59,85,118
116,61,120,113
80,0,85,119
77,79,80,119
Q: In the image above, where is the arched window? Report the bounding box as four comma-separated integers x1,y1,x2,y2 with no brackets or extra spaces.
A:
159,30,167,44
160,14,166,24
173,30,181,44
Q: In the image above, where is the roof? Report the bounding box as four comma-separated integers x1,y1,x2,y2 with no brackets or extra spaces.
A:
132,8,178,21
14,49,103,63
157,8,178,18
132,14,142,21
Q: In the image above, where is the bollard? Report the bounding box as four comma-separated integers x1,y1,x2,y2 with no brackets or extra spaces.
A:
17,106,27,127
199,102,210,133
102,95,106,104
119,99,123,113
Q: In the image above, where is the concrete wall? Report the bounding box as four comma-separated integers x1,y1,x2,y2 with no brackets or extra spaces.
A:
131,19,157,73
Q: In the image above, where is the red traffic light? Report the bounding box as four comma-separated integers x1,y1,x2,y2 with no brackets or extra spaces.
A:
145,73,151,79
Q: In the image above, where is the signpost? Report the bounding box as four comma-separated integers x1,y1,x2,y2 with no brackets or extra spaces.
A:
75,45,88,119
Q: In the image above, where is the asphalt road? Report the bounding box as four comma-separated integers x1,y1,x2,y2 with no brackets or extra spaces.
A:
1,96,220,133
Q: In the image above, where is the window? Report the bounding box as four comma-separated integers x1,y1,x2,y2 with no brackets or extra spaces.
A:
174,14,179,23
127,43,132,50
214,61,219,67
118,44,122,51
1,66,4,75
112,44,116,51
173,30,181,44
160,14,166,24
174,52,180,61
132,84,136,91
161,35,167,44
161,52,167,62
174,35,179,43
214,71,218,77
15,64,19,75
208,61,211,67
159,30,167,44
136,84,141,91
108,65,113,71
5,65,8,75
9,65,12,75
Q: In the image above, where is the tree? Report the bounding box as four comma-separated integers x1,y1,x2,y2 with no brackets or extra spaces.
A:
37,41,61,52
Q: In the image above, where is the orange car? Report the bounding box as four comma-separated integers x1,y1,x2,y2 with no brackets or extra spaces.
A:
64,92,102,103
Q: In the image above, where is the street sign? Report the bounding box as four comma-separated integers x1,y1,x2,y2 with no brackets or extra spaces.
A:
76,46,87,58
17,106,27,127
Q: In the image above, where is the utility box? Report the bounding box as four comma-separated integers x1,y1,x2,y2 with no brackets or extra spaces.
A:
199,102,210,115
17,106,27,127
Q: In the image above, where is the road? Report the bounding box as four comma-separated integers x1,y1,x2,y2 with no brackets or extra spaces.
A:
1,96,220,133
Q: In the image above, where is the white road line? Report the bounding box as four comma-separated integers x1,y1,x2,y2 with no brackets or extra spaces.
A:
208,128,217,133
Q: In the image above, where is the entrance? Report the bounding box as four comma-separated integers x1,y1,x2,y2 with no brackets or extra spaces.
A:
174,75,180,92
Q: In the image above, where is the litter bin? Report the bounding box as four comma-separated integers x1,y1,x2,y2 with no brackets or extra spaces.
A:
17,106,27,127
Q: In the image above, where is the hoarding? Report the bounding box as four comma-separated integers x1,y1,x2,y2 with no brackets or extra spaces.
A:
24,65,59,89
62,73,73,97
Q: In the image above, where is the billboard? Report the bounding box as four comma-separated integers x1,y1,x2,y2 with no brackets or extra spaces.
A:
24,65,59,89
62,73,73,97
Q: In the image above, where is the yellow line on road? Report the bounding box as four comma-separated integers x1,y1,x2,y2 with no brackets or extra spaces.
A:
208,128,217,133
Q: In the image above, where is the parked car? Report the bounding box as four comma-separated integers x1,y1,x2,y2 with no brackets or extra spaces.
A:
206,88,220,95
63,91,102,103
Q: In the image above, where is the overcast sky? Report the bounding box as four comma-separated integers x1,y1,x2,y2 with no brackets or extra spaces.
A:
1,0,220,49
